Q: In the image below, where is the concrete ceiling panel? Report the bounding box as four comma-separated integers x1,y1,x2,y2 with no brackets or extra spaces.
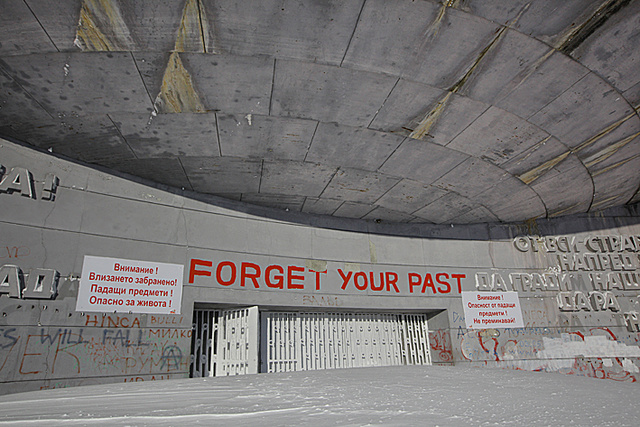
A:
181,156,262,194
448,205,499,225
271,60,398,127
305,123,405,171
362,207,416,223
0,68,53,124
623,81,640,109
491,195,547,222
499,136,569,179
240,193,305,212
571,1,640,93
332,201,375,219
110,112,220,158
368,80,490,146
321,168,400,204
466,0,604,47
379,140,468,184
494,51,589,120
529,156,593,216
132,52,171,99
473,176,543,214
24,0,82,52
463,29,551,105
0,0,57,55
1,1,639,224
101,157,193,190
399,7,503,89
576,115,640,170
203,0,363,64
341,0,441,75
301,197,342,216
260,160,336,197
375,180,447,215
591,156,640,211
218,114,316,161
447,106,550,166
0,52,153,115
529,72,635,148
433,157,508,198
412,192,478,224
2,114,135,163
180,53,273,115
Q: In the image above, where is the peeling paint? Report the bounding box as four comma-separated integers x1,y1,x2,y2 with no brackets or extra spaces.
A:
74,0,135,51
408,92,453,140
584,131,640,169
506,135,552,169
408,4,529,141
174,0,209,53
517,113,638,185
573,113,637,154
555,0,632,54
153,52,205,114
517,151,570,185
591,153,640,177
305,260,327,272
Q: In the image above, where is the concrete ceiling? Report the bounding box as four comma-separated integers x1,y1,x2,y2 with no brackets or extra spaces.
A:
1,0,639,225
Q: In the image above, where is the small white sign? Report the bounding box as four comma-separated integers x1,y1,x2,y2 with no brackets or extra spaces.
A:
76,256,183,314
461,292,524,329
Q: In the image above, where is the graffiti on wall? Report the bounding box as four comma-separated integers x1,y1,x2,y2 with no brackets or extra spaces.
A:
0,313,191,391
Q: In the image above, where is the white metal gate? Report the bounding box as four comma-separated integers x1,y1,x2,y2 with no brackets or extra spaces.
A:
190,307,259,377
262,312,431,373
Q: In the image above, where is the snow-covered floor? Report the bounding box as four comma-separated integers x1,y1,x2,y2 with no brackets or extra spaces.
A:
0,365,637,426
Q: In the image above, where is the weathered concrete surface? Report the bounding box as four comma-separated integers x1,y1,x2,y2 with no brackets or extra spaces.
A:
1,0,638,224
3,137,640,393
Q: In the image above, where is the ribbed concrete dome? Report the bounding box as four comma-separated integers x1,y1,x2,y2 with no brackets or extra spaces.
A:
1,0,639,224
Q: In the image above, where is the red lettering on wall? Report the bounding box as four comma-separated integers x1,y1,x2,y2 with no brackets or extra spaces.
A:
287,266,305,289
188,259,212,283
436,273,451,293
240,262,261,288
266,265,284,289
216,261,236,286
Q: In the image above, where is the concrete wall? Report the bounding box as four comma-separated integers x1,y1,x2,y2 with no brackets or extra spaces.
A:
1,138,640,394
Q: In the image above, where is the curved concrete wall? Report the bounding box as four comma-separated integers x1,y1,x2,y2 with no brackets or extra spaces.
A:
1,138,640,394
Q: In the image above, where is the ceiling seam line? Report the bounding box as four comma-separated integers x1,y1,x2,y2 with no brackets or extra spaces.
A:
268,59,277,115
340,0,367,67
214,113,222,156
22,0,60,52
0,63,55,121
106,113,138,160
376,137,409,172
257,159,264,193
303,121,320,163
317,167,341,200
129,52,155,108
367,77,401,129
177,157,195,192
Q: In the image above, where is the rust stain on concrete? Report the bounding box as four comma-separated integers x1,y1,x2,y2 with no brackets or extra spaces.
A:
517,113,637,185
584,131,640,169
408,4,530,141
174,0,209,53
74,0,135,51
153,52,205,113
517,151,571,185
